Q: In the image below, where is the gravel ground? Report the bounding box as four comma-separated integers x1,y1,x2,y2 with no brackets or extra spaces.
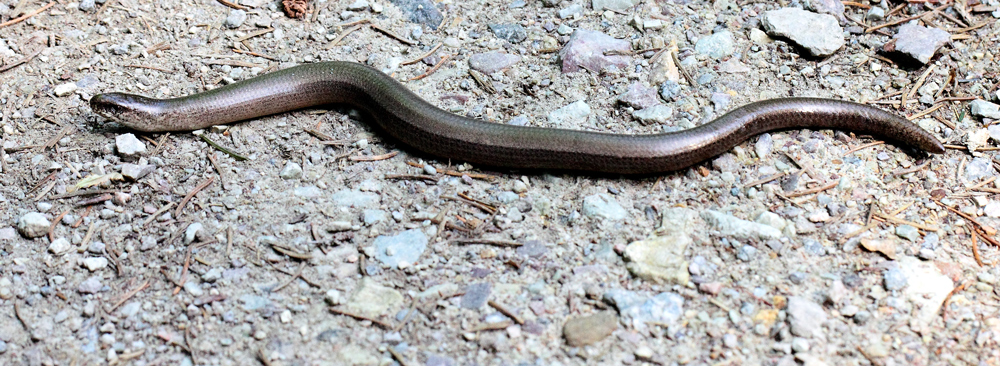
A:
2,0,1000,365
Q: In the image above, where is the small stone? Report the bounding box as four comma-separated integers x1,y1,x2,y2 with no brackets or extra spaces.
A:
54,82,79,97
840,304,859,317
343,277,404,317
791,337,810,353
694,30,735,59
489,24,527,43
347,0,369,10
49,238,73,255
786,296,827,338
386,0,443,29
325,289,343,305
17,212,51,238
965,158,996,181
512,180,529,193
760,8,844,57
701,210,782,240
865,6,885,21
658,80,681,101
558,29,630,73
633,104,674,125
184,223,203,244
557,3,582,18
548,100,591,125
592,0,639,11
883,267,908,291
918,248,936,260
563,312,618,346
618,82,660,110
183,281,203,296
224,9,247,28
202,268,223,282
79,0,96,11
121,163,155,180
362,209,387,225
461,283,492,309
331,189,380,208
115,134,146,157
373,229,428,269
886,21,951,65
582,193,627,221
895,225,919,241
970,99,1000,119
84,257,109,271
468,51,521,74
279,162,303,179
78,276,103,293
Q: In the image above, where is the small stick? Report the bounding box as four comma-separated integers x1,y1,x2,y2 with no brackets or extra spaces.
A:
107,280,149,312
13,301,32,331
143,202,175,227
936,200,997,235
326,23,367,48
370,23,416,45
386,347,411,366
903,65,937,110
124,64,172,73
742,172,788,188
843,141,885,155
450,239,523,247
467,320,512,332
866,3,951,33
198,134,247,160
257,348,273,366
874,213,939,232
151,133,171,156
216,0,249,10
671,50,696,87
892,159,931,177
48,209,70,242
349,151,398,161
0,1,55,29
0,48,42,73
270,244,313,260
443,170,497,180
385,174,439,183
401,43,443,65
174,177,215,218
488,300,524,325
74,193,113,207
272,262,307,291
410,54,452,81
329,307,393,328
971,230,984,266
906,103,944,120
785,180,838,198
394,299,418,332
941,281,970,321
235,27,274,42
232,48,278,61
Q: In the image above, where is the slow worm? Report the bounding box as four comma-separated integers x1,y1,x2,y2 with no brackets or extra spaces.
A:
90,61,944,174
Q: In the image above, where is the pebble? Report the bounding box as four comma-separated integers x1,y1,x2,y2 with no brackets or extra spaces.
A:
548,100,591,125
468,51,521,74
224,9,246,29
592,0,639,11
615,292,685,331
895,225,919,241
49,238,72,255
240,294,269,310
84,257,109,271
489,24,527,43
883,267,907,291
425,353,456,366
970,99,1000,119
331,189,380,208
202,268,222,282
897,256,954,327
78,276,103,293
786,296,827,338
694,30,735,59
710,92,731,111
461,283,492,309
701,210,782,240
79,0,96,11
184,223,203,244
121,163,155,180
888,22,951,65
581,193,627,221
507,116,528,126
343,277,404,317
965,157,996,181
115,134,146,157
279,162,303,179
791,337,810,353
557,3,583,18
183,281,203,296
563,312,618,346
0,227,18,240
760,8,844,57
632,104,674,125
387,0,444,29
17,212,51,238
362,209,387,225
54,82,78,97
516,240,549,258
373,229,428,269
347,0,369,10
618,82,661,110
558,29,630,73
658,80,681,101
624,228,692,283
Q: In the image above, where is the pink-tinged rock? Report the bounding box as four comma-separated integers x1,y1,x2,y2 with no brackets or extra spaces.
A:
468,51,522,74
558,29,630,73
698,282,723,295
618,82,661,110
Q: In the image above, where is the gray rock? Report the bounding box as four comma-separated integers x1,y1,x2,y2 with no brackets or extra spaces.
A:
712,154,739,172
347,0,369,10
224,9,246,29
184,222,203,244
1,227,19,240
965,157,996,181
121,163,155,180
897,256,954,328
755,133,773,157
202,268,223,282
611,291,685,331
694,30,735,59
48,238,72,255
582,193,627,221
737,245,757,261
54,82,79,97
884,267,907,291
563,312,618,346
761,8,844,57
362,209,387,225
895,225,919,241
659,80,681,101
489,24,526,43
865,6,884,22
887,21,950,65
84,257,109,271
633,104,674,125
618,82,660,110
115,133,146,157
78,276,103,293
461,283,492,309
373,229,428,268
183,281,203,296
558,3,583,18
468,51,521,74
507,116,528,126
516,240,549,258
343,277,404,317
548,100,591,125
331,189,380,208
711,92,732,111
293,186,322,198
239,294,269,310
279,162,302,179
786,296,827,337
701,210,782,240
17,212,51,238
971,99,1000,119
425,353,456,366
592,0,638,11
79,0,96,11
386,0,443,29
558,29,630,73
803,0,845,22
